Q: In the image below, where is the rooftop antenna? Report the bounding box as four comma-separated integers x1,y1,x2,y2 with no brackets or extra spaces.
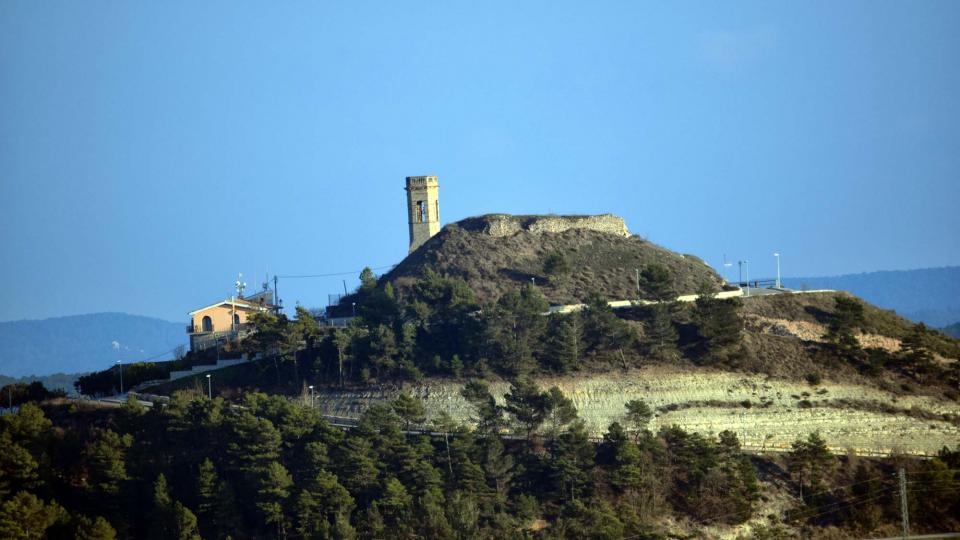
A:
235,273,247,299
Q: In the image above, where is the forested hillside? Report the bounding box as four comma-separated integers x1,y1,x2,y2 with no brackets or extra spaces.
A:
3,389,959,539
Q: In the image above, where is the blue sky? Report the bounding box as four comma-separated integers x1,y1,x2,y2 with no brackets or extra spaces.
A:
1,1,958,323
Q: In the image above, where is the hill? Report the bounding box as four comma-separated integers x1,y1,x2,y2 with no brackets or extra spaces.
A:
0,313,187,377
782,266,960,326
379,213,724,306
943,322,960,339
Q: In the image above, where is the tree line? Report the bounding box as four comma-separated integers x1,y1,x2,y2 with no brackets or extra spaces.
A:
3,383,958,539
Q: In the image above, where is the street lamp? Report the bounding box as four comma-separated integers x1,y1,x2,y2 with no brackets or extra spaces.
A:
351,302,356,317
308,385,315,408
774,252,781,289
117,360,123,395
205,374,212,400
743,260,750,297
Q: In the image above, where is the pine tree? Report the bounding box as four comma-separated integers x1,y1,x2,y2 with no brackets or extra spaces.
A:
194,459,217,537
639,263,675,301
74,515,117,540
0,491,66,540
825,296,865,357
504,378,546,441
391,391,426,430
623,400,653,441
256,461,292,539
644,303,678,360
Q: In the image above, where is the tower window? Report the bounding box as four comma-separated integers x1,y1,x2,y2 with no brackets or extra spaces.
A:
416,200,426,223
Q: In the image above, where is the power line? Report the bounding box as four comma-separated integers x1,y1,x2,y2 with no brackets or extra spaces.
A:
278,264,396,280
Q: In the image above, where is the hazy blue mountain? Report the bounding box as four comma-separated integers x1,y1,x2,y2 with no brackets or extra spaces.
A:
781,266,960,327
942,323,960,339
0,313,187,377
0,372,87,395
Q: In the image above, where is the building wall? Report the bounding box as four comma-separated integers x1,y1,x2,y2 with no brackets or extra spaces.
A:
405,175,440,253
190,303,260,334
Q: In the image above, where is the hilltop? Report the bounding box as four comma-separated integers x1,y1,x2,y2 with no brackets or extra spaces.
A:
379,213,724,306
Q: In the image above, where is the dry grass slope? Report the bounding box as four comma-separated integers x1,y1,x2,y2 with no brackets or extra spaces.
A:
381,215,724,306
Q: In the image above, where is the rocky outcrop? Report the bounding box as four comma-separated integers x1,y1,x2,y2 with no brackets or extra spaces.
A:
459,213,630,238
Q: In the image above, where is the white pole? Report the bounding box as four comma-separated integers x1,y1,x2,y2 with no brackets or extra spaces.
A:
206,374,212,399
774,253,781,289
745,260,750,297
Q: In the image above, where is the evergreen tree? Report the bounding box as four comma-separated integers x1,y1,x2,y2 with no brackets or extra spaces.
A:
391,391,426,429
825,296,865,357
544,313,581,373
74,515,117,540
901,323,935,382
788,432,834,503
504,377,546,441
691,294,743,361
623,400,653,441
461,380,503,435
644,303,678,360
0,491,66,540
256,461,292,539
639,263,675,302
194,459,218,537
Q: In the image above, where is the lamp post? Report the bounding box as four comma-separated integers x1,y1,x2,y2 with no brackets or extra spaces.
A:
308,385,315,408
117,360,123,395
774,252,781,289
351,302,356,317
744,260,750,297
206,374,212,400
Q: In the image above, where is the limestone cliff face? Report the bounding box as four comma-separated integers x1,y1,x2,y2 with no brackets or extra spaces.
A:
459,213,630,238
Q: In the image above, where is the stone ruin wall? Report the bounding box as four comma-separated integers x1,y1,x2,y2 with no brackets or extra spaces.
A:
476,213,630,238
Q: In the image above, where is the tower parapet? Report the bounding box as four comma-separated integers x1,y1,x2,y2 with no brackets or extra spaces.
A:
405,175,440,253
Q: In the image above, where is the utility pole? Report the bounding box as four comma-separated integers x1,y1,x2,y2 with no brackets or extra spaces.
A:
899,467,910,539
274,275,280,311
635,268,641,300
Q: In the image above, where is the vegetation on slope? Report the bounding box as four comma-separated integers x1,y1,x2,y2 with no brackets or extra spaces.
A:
374,217,724,308
129,266,960,403
4,386,959,539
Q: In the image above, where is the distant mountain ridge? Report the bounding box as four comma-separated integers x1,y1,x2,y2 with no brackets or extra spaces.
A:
781,266,960,327
942,323,960,339
0,313,187,377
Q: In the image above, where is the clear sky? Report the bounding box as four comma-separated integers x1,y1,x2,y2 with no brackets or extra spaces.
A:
2,1,959,323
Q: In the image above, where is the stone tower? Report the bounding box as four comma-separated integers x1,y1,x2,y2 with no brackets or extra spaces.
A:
405,175,440,253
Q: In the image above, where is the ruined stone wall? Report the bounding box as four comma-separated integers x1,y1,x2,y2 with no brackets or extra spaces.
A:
468,213,630,238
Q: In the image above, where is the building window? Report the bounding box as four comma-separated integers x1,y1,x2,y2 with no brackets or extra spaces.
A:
202,316,213,332
233,314,240,326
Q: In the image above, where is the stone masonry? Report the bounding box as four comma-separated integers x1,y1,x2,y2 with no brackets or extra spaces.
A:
464,213,630,238
405,175,440,253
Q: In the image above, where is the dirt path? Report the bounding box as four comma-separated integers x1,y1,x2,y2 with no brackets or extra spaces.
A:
313,367,960,456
